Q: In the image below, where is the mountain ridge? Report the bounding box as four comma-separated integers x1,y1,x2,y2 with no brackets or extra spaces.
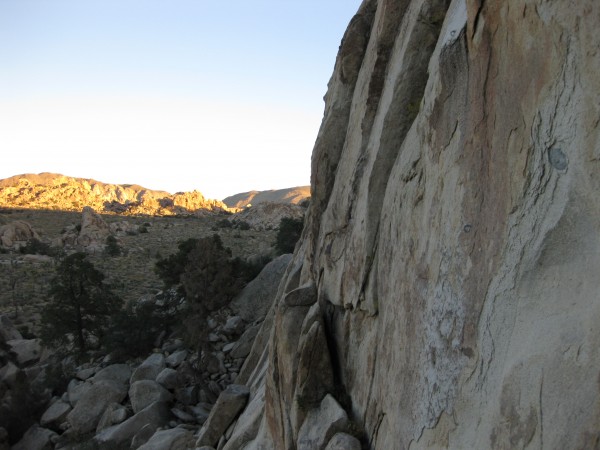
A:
0,172,229,215
222,186,310,209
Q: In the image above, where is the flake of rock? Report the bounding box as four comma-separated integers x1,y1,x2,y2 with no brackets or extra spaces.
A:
297,395,350,450
195,384,250,448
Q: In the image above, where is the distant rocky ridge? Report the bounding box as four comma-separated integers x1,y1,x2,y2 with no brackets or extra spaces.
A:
229,202,305,231
0,173,230,216
222,186,310,209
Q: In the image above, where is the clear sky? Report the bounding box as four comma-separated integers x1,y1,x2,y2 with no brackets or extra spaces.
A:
0,0,362,200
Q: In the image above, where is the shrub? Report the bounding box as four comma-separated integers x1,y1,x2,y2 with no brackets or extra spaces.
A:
104,235,121,257
275,217,304,254
235,221,251,230
216,218,232,228
19,238,60,257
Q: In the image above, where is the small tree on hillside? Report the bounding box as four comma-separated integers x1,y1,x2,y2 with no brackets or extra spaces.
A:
40,252,121,356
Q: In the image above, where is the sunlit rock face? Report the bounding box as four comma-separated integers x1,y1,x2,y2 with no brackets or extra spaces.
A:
0,173,229,215
216,0,600,448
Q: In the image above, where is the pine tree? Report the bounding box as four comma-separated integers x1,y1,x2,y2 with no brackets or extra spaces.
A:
41,252,121,356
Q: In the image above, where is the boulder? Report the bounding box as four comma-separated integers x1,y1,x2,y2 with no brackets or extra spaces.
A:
0,220,39,249
324,432,361,450
94,401,171,448
297,395,350,450
155,367,181,390
222,316,245,336
129,380,172,414
66,379,128,434
67,379,89,407
174,386,199,406
92,363,131,385
11,424,56,450
130,423,157,449
162,339,185,353
171,407,196,423
137,427,195,450
230,254,292,323
96,402,129,432
76,206,110,249
195,384,250,447
130,353,165,383
6,338,42,366
165,349,187,368
40,400,71,428
75,367,96,381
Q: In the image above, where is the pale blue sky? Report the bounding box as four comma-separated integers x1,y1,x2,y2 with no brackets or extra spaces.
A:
0,1,362,199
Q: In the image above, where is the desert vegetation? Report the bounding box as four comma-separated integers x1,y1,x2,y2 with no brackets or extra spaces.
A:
0,205,303,447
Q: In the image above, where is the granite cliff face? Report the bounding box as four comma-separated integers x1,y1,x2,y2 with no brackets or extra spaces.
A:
211,0,600,448
0,173,229,215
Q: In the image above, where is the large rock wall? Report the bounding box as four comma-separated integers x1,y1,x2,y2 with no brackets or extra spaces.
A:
223,0,600,448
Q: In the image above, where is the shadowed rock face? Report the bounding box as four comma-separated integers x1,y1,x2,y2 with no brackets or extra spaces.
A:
210,0,600,449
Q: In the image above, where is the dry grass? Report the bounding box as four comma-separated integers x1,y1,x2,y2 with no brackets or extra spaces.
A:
0,208,276,335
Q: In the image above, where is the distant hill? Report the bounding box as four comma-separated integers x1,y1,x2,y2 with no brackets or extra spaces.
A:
223,186,310,209
0,173,230,215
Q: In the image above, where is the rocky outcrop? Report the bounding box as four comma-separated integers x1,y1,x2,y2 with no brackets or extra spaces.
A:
229,202,305,231
203,0,600,449
0,173,230,215
76,206,110,250
0,220,39,249
223,186,311,209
